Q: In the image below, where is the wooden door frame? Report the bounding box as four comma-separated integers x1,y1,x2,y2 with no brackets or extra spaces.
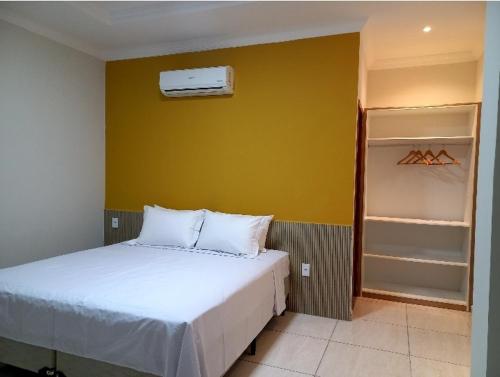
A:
352,102,367,300
352,102,482,311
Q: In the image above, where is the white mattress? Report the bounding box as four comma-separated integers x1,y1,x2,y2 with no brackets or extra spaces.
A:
0,243,289,377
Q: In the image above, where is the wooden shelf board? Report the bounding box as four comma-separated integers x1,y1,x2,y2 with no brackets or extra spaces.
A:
362,281,466,306
364,251,468,267
364,216,470,228
367,104,477,117
368,136,474,146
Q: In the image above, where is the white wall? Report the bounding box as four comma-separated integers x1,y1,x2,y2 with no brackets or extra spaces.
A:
471,3,500,376
367,61,479,108
475,55,484,102
0,20,105,268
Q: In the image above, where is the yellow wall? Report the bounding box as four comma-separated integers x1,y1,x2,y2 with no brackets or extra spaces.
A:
106,33,359,225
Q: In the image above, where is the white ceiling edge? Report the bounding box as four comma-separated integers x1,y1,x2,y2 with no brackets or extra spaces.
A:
71,1,250,25
104,21,365,61
0,4,364,62
369,50,481,71
0,6,102,59
0,4,481,69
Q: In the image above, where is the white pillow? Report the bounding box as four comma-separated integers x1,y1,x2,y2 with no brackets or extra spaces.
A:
196,211,263,257
257,215,273,251
137,205,205,248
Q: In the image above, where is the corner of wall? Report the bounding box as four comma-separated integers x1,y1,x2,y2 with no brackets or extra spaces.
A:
475,55,485,102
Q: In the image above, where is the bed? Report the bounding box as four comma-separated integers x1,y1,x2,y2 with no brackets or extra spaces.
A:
0,242,289,377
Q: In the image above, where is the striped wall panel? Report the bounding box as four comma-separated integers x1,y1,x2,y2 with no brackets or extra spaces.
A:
266,221,352,320
104,210,143,245
104,210,353,320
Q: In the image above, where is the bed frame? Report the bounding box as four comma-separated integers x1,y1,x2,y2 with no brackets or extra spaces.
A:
0,277,289,377
0,337,56,373
0,338,259,377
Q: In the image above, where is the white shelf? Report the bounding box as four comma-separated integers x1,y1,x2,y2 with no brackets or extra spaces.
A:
364,216,470,228
367,105,477,139
368,104,477,118
368,136,474,147
362,103,478,309
362,281,467,306
364,251,468,267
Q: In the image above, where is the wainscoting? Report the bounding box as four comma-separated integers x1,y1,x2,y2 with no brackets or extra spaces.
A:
104,210,353,320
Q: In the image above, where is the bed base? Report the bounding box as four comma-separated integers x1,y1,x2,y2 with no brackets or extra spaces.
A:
248,338,257,356
56,352,158,377
0,337,55,373
0,339,261,377
39,367,66,377
0,337,260,377
0,322,272,377
1,324,273,377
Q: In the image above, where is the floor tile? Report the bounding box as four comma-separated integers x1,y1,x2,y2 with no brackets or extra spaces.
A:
266,312,337,339
332,319,409,355
407,305,471,336
353,297,407,326
408,328,471,366
225,360,309,377
316,342,411,377
411,357,470,377
242,330,327,375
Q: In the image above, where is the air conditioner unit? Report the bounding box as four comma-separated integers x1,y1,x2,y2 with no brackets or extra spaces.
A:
159,66,234,97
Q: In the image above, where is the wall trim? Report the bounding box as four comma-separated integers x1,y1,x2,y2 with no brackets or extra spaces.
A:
0,8,101,59
0,5,362,62
105,23,363,61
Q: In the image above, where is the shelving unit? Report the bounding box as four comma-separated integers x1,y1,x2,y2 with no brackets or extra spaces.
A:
360,104,480,310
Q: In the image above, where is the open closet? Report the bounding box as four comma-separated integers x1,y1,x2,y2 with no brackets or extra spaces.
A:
358,103,480,310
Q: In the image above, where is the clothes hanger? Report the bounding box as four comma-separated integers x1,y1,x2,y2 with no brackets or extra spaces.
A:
413,148,435,165
409,149,430,165
397,149,418,165
424,148,437,162
434,148,460,165
429,149,445,165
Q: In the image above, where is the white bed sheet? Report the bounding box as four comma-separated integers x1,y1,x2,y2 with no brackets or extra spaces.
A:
0,243,289,377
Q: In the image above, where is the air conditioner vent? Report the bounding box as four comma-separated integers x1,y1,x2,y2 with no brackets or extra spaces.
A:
159,66,233,97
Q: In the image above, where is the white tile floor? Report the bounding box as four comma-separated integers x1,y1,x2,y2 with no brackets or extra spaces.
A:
225,297,471,377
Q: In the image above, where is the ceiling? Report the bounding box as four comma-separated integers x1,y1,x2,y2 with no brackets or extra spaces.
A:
0,1,485,68
363,2,485,69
